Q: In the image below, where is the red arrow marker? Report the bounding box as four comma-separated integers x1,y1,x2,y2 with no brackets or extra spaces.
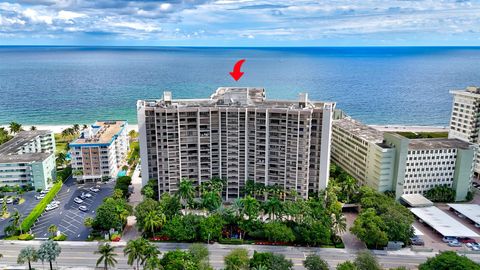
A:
229,59,246,81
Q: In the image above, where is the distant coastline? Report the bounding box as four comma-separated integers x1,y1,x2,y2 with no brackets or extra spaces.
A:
0,124,139,134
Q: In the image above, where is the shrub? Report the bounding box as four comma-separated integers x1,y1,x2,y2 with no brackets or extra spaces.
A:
53,234,67,241
20,180,63,232
18,233,34,241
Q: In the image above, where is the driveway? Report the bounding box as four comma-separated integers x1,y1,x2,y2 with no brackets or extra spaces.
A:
31,176,113,240
0,191,36,238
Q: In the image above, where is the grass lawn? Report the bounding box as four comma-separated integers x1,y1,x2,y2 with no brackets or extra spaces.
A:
396,131,448,139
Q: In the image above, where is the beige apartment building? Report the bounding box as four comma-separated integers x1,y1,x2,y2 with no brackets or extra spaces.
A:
137,87,336,200
70,121,129,182
448,86,480,174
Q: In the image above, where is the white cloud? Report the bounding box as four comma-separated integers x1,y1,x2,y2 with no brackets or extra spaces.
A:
57,10,86,20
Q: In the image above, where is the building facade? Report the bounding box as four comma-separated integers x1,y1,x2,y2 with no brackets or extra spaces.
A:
0,130,56,189
137,87,336,200
448,86,480,174
70,121,129,182
331,117,474,201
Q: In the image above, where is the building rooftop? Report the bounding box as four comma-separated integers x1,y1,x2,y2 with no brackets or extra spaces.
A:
410,206,479,238
447,204,480,225
0,152,52,163
138,87,335,110
401,194,434,207
71,120,127,146
333,117,384,143
0,130,51,156
450,86,480,97
408,138,472,150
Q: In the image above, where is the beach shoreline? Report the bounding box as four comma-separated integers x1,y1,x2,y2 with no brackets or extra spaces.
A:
1,124,139,133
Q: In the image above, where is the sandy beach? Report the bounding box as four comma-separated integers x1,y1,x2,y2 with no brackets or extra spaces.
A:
1,124,139,133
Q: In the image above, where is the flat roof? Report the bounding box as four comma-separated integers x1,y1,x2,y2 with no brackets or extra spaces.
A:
333,117,384,143
412,225,424,236
71,120,126,145
447,204,480,225
401,194,434,207
410,206,479,237
0,130,51,156
0,152,52,163
408,138,472,150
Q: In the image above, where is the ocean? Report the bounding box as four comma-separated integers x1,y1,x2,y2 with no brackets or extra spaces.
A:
1,46,480,126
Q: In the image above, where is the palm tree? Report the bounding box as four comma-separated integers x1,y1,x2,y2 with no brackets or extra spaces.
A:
143,210,166,236
263,197,283,221
341,176,357,203
177,178,195,209
30,126,37,131
73,124,80,133
141,242,161,267
82,124,88,129
11,209,22,234
56,152,67,168
331,212,347,245
95,243,117,270
240,195,260,220
48,224,58,238
124,238,148,270
17,246,38,270
9,122,22,134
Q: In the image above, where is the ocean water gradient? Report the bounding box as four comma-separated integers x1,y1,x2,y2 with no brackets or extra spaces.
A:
1,46,480,126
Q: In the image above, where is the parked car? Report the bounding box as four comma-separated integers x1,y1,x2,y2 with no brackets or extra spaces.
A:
40,190,48,194
6,198,13,204
45,204,58,211
35,194,45,200
83,192,92,198
80,193,87,200
89,187,100,193
475,223,480,228
73,197,83,204
448,240,463,247
410,236,424,246
79,205,88,212
50,200,60,206
0,198,3,203
13,198,20,205
458,237,476,243
442,236,457,243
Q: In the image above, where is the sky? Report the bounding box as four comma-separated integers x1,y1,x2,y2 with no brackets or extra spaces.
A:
1,0,480,46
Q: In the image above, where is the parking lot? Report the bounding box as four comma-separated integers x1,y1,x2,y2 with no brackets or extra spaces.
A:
0,191,37,238
31,176,113,240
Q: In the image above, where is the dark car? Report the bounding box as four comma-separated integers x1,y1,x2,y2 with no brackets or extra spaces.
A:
12,198,20,205
458,237,476,243
410,236,424,246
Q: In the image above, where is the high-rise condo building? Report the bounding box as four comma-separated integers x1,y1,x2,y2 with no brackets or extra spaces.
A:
70,121,129,183
332,116,474,201
448,86,480,174
137,87,336,200
0,130,56,189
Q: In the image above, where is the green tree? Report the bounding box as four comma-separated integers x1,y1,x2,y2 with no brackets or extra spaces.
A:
30,126,37,131
303,254,329,270
419,251,480,270
56,152,67,168
425,185,455,202
250,251,293,270
143,210,166,236
350,208,388,249
141,242,161,267
84,217,94,228
95,243,117,270
336,261,357,270
135,198,159,229
93,197,132,232
48,224,58,238
160,250,196,270
9,122,22,134
37,240,62,270
240,195,260,220
12,209,22,234
202,191,222,211
199,214,225,242
142,186,155,199
158,193,181,220
17,246,38,270
224,248,250,270
354,251,382,270
177,178,195,209
163,214,199,242
124,238,148,270
262,197,284,221
189,243,211,269
331,212,347,244
263,221,295,243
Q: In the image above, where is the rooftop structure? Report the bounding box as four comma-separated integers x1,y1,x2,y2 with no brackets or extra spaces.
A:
333,117,385,143
447,204,480,226
408,138,472,150
410,206,479,238
0,130,52,156
137,87,335,200
400,194,434,208
71,120,127,145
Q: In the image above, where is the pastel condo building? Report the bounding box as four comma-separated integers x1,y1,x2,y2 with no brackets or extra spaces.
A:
137,87,336,200
70,121,129,183
0,130,56,190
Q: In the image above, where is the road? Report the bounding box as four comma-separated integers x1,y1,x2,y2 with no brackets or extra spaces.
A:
1,241,479,269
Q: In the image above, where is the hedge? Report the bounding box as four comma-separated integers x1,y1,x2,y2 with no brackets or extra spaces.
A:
20,180,63,232
18,233,34,241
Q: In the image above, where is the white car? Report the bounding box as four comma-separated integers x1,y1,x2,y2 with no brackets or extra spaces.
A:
45,204,58,211
35,194,45,200
89,187,100,193
40,190,48,194
79,205,88,212
83,192,92,198
50,200,60,206
6,198,13,204
73,197,83,204
0,198,4,203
